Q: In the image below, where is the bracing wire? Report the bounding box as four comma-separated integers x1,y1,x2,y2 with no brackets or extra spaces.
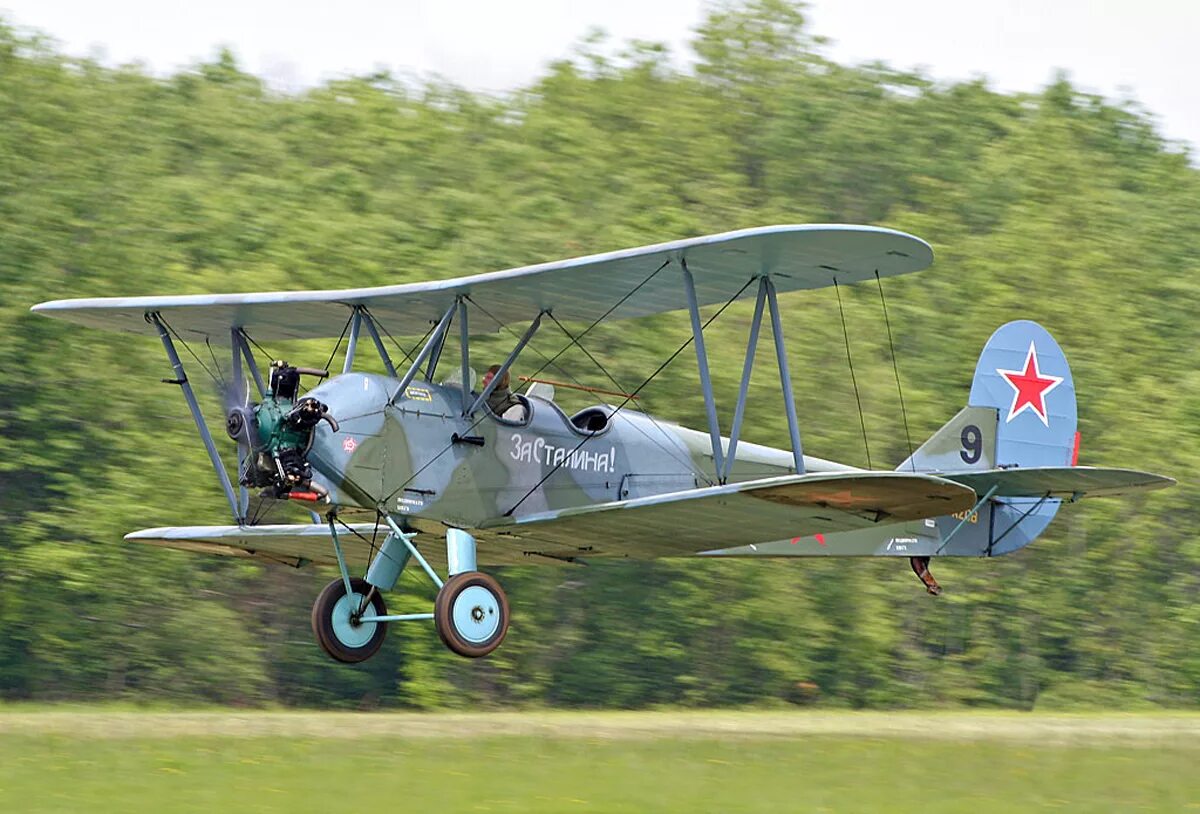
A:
159,316,222,388
378,258,673,507
239,329,274,362
203,336,227,392
465,298,583,386
320,312,356,374
875,271,915,469
361,305,432,366
543,312,713,484
504,274,757,517
468,300,712,486
833,278,873,470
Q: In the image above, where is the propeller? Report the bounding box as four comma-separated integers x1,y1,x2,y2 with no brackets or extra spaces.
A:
220,373,256,489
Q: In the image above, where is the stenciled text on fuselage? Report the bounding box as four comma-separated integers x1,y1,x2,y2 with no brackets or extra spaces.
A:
509,433,617,473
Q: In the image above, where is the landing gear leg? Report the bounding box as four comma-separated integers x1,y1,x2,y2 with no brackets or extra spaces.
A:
910,556,942,596
310,515,510,662
434,529,510,658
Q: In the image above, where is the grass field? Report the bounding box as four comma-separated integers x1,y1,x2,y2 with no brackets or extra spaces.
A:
0,711,1196,812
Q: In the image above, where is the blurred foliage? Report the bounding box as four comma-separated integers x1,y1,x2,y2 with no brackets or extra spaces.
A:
0,1,1197,710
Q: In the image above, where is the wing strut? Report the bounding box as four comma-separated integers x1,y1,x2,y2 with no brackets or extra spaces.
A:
232,329,266,398
724,278,768,482
342,309,362,374
148,313,241,524
683,269,807,483
468,311,543,416
360,307,398,378
764,277,806,475
391,301,457,401
458,297,471,415
682,259,725,477
229,328,250,517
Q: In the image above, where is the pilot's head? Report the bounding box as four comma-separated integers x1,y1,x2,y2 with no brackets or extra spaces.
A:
483,364,509,390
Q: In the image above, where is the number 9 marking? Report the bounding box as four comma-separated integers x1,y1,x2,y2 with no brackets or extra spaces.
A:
960,424,982,465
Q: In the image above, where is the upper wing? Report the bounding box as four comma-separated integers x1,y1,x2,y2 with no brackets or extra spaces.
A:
32,224,932,341
943,466,1175,499
476,471,976,559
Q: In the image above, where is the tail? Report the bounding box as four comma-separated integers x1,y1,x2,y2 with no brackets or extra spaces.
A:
900,320,1077,556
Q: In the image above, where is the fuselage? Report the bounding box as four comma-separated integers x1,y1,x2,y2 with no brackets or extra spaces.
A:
305,373,854,528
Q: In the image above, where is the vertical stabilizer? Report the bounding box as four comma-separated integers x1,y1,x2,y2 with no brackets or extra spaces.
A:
969,319,1077,469
901,320,1077,556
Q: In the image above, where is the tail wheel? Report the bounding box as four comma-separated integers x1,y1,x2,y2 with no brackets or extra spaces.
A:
311,577,387,663
434,572,510,658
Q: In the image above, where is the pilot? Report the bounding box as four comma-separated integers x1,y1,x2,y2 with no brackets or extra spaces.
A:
482,364,526,421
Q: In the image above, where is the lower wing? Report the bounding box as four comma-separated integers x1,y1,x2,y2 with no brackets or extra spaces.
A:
476,471,976,561
126,471,977,566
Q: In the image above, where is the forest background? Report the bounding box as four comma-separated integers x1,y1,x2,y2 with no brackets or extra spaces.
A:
1,0,1197,710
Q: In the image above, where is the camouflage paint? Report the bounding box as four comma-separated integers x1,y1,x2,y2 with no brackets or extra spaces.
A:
304,372,855,531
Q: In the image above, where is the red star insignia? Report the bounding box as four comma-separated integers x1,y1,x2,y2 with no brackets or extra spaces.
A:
342,437,359,453
996,341,1063,426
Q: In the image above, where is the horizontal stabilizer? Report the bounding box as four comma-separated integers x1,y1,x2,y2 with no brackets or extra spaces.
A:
944,466,1175,500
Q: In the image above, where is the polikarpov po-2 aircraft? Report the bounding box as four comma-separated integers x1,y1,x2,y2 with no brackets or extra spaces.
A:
32,225,1175,663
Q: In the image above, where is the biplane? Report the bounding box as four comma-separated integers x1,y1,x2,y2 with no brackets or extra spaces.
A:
32,225,1174,662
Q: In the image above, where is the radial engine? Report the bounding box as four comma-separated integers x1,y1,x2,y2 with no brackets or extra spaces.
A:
225,361,338,498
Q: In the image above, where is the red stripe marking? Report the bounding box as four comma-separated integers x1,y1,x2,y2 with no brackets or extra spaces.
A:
1071,431,1081,466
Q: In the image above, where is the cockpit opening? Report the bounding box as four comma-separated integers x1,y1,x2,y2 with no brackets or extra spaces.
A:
570,407,611,433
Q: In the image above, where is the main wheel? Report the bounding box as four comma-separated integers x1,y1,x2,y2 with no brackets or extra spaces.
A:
311,577,388,663
434,572,510,658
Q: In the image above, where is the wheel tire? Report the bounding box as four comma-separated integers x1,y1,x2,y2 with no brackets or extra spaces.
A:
311,577,388,663
434,572,510,658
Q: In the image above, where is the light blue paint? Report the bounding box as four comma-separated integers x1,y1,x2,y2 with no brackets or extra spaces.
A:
764,279,805,473
342,309,361,374
357,612,435,623
458,298,470,415
969,320,1077,469
446,528,477,576
364,532,412,592
326,519,355,601
330,592,378,648
682,261,725,477
936,483,999,553
723,277,768,482
383,515,444,589
393,301,456,402
451,584,501,644
361,311,397,378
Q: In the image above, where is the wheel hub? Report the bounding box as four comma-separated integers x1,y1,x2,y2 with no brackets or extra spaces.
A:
451,585,501,644
331,592,377,648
